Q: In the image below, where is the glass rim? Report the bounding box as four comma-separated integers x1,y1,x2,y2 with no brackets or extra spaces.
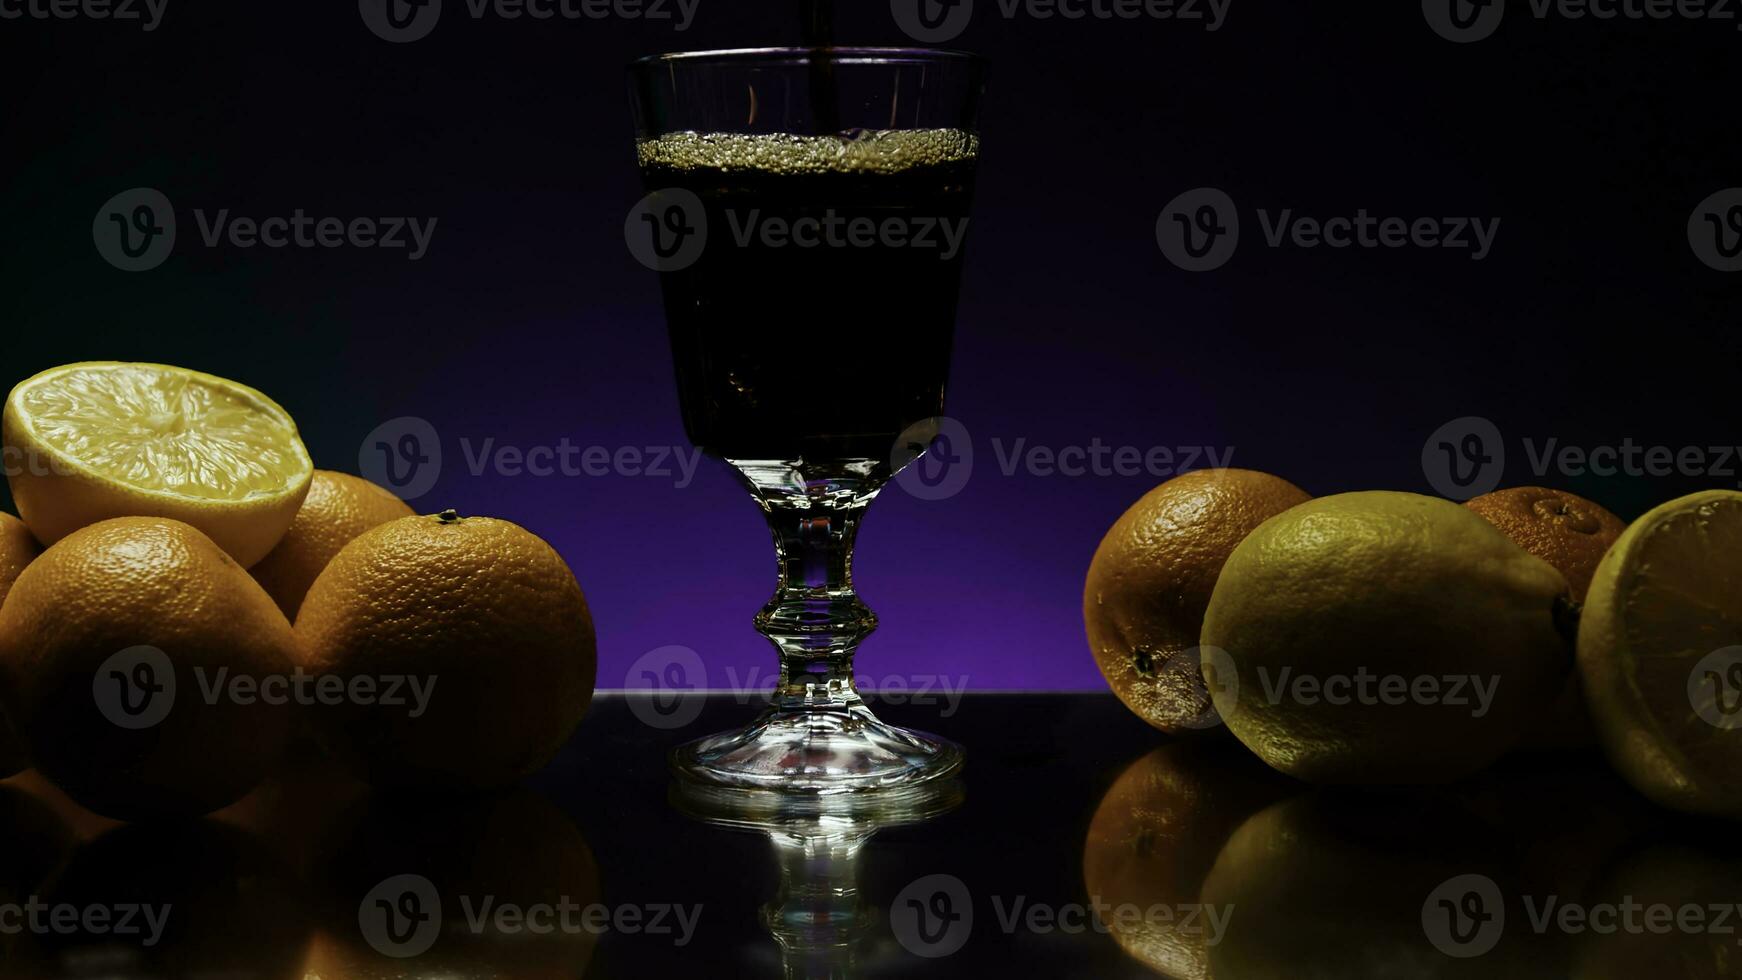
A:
629,46,984,69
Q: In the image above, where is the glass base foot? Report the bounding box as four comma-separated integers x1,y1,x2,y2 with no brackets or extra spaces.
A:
671,703,963,794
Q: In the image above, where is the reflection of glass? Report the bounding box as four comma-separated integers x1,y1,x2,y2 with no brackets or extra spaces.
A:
673,779,962,976
629,49,984,792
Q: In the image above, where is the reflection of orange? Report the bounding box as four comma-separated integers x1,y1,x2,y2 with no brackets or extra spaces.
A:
21,820,309,979
250,470,414,619
297,512,596,791
1082,742,1293,979
1085,469,1309,733
0,769,121,843
1571,842,1742,979
0,517,299,819
307,791,602,979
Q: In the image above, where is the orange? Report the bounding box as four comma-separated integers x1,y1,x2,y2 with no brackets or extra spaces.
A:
0,512,39,606
0,517,299,819
250,471,414,619
0,512,41,778
1464,487,1624,601
1466,486,1626,750
1084,469,1310,733
296,511,597,792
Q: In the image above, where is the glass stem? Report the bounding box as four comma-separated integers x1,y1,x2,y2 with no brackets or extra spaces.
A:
734,460,884,712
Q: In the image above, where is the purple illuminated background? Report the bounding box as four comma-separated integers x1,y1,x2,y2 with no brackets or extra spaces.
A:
4,3,1739,690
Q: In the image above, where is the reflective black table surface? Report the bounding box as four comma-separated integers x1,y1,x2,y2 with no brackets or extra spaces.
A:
0,692,1731,979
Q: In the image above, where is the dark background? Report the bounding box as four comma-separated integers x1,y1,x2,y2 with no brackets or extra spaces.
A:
2,0,1739,690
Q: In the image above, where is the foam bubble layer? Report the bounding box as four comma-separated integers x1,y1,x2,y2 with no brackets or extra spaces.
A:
637,129,979,175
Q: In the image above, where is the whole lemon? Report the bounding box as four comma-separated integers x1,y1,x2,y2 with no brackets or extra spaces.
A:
1201,492,1571,784
250,470,415,619
1085,469,1310,733
296,511,596,792
0,517,299,819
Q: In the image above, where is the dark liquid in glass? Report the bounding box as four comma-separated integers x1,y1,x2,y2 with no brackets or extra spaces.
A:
639,131,977,461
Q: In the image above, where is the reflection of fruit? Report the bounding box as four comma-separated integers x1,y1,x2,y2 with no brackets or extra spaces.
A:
298,511,596,791
307,790,601,978
0,783,75,908
1202,792,1556,979
0,513,40,778
212,755,372,878
1082,742,1292,979
1085,469,1310,732
250,470,415,618
1578,489,1742,817
20,820,308,979
1453,761,1650,905
3,362,312,567
1570,841,1742,980
1203,492,1572,783
0,517,299,819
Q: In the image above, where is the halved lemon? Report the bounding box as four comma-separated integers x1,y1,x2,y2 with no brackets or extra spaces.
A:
1579,489,1742,817
3,362,312,567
